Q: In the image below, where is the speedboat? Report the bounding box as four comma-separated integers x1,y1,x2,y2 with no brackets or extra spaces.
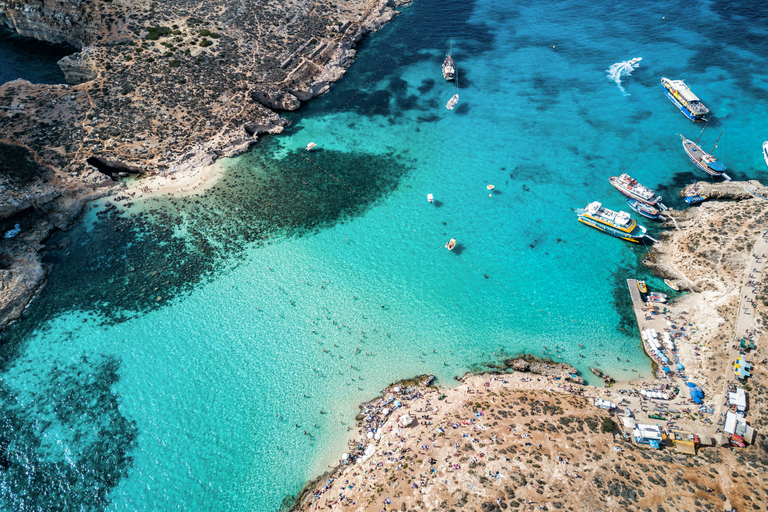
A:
763,141,768,168
637,280,648,293
648,292,667,303
306,142,318,151
445,238,456,250
664,279,680,291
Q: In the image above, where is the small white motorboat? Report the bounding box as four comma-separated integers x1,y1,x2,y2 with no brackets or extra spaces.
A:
305,142,318,151
445,238,456,251
763,141,768,168
446,94,458,110
427,193,434,203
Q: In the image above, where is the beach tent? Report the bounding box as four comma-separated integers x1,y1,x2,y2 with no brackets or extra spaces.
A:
698,433,712,447
724,412,738,435
399,414,413,427
622,417,637,430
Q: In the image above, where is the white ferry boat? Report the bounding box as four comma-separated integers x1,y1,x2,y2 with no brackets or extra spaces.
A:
661,77,709,121
609,174,664,207
576,201,649,244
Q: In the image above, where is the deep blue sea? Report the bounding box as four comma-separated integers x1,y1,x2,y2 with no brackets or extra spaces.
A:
0,26,73,84
2,0,768,510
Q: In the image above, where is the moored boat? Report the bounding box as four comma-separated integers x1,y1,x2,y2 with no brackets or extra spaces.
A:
445,238,456,250
442,39,455,80
661,77,709,121
637,280,648,293
648,292,667,303
305,142,318,151
609,174,664,207
763,141,768,168
681,133,730,180
664,279,680,291
575,201,649,243
427,193,434,203
627,198,662,220
684,194,707,204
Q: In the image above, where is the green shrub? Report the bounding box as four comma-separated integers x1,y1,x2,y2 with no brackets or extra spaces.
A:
169,60,181,67
210,32,220,38
172,30,182,35
145,57,154,62
199,29,211,37
601,417,615,433
146,26,171,40
199,39,212,47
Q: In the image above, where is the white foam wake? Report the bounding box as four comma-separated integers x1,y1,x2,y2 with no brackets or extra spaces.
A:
607,57,642,96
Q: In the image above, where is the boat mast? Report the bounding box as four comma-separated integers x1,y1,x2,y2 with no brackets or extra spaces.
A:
709,129,724,156
695,119,709,146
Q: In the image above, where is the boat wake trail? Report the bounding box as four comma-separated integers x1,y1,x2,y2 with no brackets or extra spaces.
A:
607,57,642,96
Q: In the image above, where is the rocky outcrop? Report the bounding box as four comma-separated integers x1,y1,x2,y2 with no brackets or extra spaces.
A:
502,355,586,384
57,47,98,84
680,180,768,201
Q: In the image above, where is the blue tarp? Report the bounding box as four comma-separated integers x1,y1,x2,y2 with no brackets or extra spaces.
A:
694,386,704,399
692,396,702,404
663,366,670,373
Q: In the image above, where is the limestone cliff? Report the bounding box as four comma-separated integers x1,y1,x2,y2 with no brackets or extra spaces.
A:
0,0,410,330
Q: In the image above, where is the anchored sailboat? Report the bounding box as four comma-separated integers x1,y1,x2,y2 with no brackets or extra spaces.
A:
681,126,730,180
442,39,455,80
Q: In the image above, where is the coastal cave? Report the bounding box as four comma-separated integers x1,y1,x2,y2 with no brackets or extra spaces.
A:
86,157,143,179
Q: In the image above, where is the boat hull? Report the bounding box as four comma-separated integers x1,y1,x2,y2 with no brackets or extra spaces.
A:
577,216,645,243
663,87,703,121
682,139,727,178
609,175,662,206
627,199,661,220
763,141,768,168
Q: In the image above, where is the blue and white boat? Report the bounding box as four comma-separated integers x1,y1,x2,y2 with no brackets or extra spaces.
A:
661,77,709,121
576,201,649,244
684,194,706,205
627,199,661,220
681,131,730,180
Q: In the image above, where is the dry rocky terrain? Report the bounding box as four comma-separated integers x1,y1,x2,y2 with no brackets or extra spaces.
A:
0,0,409,329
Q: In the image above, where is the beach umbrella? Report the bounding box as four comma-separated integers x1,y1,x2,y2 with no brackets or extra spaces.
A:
367,432,374,439
342,453,350,460
663,366,670,373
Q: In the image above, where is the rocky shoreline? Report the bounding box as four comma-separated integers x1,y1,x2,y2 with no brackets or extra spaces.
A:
0,0,410,330
288,181,768,511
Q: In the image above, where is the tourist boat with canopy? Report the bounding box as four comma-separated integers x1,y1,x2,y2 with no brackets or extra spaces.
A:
681,131,730,180
609,174,665,208
575,201,650,243
442,39,455,81
626,199,662,220
661,77,709,121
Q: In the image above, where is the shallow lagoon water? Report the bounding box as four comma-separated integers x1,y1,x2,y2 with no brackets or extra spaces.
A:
2,0,768,509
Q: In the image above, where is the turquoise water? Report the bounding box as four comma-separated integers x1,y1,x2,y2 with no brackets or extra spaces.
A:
2,0,768,509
